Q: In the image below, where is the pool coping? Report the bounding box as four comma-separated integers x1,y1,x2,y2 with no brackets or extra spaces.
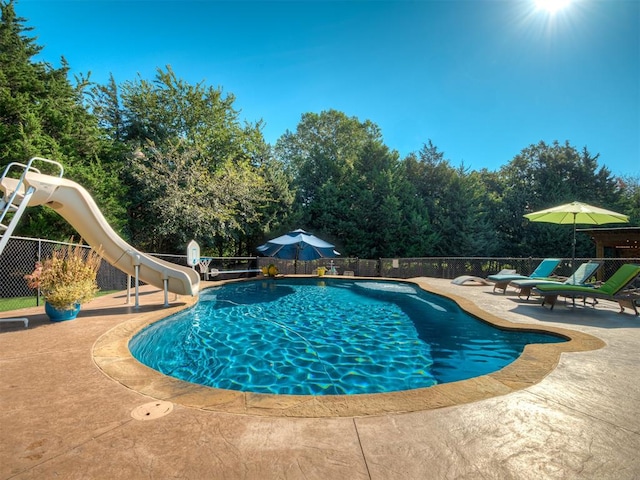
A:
92,276,606,418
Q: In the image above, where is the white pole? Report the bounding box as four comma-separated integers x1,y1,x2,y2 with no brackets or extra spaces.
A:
133,254,141,309
572,213,577,270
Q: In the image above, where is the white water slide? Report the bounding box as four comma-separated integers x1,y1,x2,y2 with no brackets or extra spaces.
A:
0,158,199,297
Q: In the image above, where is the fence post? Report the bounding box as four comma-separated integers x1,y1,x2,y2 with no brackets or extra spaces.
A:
36,238,42,306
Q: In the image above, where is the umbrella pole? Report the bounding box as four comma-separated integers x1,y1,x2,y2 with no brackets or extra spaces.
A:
572,214,576,270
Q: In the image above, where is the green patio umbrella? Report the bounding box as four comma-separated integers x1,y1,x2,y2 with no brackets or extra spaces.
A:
524,201,629,268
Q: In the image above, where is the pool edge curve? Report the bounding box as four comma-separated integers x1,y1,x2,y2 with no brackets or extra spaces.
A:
92,276,606,418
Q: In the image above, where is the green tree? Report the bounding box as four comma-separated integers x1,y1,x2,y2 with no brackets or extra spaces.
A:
276,109,381,206
464,169,504,256
0,0,44,164
306,140,405,258
617,175,640,226
344,140,435,258
274,110,381,254
127,140,270,254
402,141,496,256
93,66,292,254
276,110,435,257
496,140,623,258
0,0,126,239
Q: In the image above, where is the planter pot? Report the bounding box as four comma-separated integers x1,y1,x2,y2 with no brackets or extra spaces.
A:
45,302,81,322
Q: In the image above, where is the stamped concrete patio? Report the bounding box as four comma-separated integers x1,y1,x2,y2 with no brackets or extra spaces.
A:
1,277,639,479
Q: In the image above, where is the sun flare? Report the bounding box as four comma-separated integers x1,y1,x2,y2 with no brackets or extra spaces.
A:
535,0,572,14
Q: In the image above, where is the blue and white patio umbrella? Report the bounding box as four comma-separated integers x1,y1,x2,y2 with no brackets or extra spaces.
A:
257,229,340,261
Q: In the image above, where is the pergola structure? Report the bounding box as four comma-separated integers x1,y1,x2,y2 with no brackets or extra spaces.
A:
577,227,640,258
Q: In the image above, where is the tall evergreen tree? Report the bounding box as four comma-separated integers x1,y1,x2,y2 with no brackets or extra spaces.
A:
402,141,495,256
617,175,640,225
496,140,623,258
0,0,126,239
275,110,435,257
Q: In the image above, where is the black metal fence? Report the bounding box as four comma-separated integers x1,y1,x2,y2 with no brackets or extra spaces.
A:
1,236,638,312
258,255,639,282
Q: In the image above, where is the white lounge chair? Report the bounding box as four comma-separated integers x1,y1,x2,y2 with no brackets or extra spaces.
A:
451,269,516,286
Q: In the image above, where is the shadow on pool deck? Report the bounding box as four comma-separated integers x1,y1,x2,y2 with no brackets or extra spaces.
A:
1,277,639,479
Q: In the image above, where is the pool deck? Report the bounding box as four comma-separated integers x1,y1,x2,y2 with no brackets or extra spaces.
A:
1,276,639,479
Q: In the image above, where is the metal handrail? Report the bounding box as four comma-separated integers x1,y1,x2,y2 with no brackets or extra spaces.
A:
0,157,64,227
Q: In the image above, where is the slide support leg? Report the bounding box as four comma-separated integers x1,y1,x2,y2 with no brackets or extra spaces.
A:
134,265,140,309
163,278,169,307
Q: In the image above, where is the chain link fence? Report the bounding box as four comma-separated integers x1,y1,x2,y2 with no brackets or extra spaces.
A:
0,237,131,312
2,236,638,312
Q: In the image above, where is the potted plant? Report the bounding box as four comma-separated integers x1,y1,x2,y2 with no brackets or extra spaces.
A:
24,241,103,321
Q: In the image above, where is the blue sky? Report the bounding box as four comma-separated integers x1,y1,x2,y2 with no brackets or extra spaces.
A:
16,0,639,177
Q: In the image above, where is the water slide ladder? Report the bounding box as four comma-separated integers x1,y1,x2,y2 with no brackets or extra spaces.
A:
0,157,64,257
0,158,64,327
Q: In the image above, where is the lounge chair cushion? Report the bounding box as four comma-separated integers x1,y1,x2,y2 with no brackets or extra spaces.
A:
533,264,640,314
535,264,640,296
487,258,561,283
488,258,561,293
511,261,602,289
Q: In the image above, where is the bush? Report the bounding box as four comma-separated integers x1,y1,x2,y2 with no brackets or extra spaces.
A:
24,242,102,310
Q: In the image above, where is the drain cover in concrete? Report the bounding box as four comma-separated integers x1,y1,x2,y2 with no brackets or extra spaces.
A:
131,401,174,420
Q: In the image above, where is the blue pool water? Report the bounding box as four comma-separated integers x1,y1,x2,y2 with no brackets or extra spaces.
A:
130,278,566,395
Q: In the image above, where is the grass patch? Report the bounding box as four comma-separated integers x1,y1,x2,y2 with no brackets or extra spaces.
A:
0,290,120,313
0,296,39,312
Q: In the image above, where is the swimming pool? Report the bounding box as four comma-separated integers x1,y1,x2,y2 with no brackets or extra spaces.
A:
130,278,566,395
